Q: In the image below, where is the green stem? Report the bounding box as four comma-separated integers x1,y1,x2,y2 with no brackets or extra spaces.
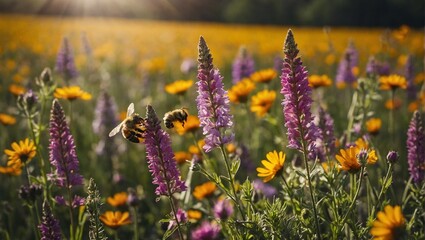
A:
346,91,358,144
280,174,298,215
373,163,393,211
131,206,139,240
340,167,365,229
68,187,75,240
219,144,246,220
29,206,41,240
389,90,395,146
301,146,322,240
27,116,49,200
168,196,184,240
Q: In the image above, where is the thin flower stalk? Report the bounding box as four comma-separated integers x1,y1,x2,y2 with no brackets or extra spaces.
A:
144,105,187,240
48,99,84,240
196,36,245,219
280,29,321,239
339,167,365,232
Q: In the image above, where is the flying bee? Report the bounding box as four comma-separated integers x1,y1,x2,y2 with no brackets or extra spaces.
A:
109,103,146,143
163,108,189,129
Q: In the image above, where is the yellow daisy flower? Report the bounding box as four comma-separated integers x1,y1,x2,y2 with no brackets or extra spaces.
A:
107,192,128,207
335,147,361,173
257,150,286,182
174,115,200,135
4,138,36,165
193,182,216,200
308,75,332,88
250,69,277,83
379,75,407,91
187,209,202,221
165,80,194,95
228,78,255,103
100,211,132,229
54,86,92,101
336,145,377,173
366,118,382,135
385,98,402,110
0,161,23,176
250,90,276,117
174,151,192,164
188,139,205,157
370,205,405,240
8,84,26,96
0,113,17,126
226,143,237,154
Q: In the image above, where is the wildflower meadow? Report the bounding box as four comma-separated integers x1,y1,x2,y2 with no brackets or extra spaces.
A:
0,15,424,240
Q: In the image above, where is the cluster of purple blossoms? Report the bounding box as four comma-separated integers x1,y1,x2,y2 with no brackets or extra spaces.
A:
55,37,78,82
144,105,187,196
38,201,62,240
280,29,320,154
213,199,234,220
365,56,391,77
318,107,336,156
335,41,358,86
407,111,425,183
252,179,278,199
405,55,417,101
191,221,221,240
93,92,120,156
196,36,234,152
167,208,187,231
49,99,84,189
232,46,255,84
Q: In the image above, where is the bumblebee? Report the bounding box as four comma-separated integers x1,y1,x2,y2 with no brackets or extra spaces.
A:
109,103,146,143
163,108,189,129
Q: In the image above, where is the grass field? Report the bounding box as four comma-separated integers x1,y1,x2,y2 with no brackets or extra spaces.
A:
0,15,424,239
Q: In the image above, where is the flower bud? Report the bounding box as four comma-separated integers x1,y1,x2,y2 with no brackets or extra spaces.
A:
357,148,369,167
386,150,399,164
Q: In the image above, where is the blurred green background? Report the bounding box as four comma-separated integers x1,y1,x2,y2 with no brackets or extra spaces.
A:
0,0,423,27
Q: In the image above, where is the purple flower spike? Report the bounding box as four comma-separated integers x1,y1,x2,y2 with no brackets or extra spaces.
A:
232,46,255,84
48,99,84,188
144,105,186,196
407,111,425,183
335,41,357,87
318,107,336,156
213,199,234,220
55,37,78,81
405,55,417,101
39,201,62,240
191,221,221,240
280,29,319,153
196,36,234,152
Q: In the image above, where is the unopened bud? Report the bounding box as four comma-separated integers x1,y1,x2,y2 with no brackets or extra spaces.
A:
386,150,399,164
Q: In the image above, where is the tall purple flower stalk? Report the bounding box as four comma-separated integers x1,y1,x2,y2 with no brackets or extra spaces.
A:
280,29,322,238
405,55,417,101
49,99,84,188
366,56,391,77
196,36,234,152
144,105,186,196
318,107,336,156
407,111,425,183
39,201,62,240
55,37,78,82
336,41,358,87
232,46,255,84
93,91,119,157
280,29,319,153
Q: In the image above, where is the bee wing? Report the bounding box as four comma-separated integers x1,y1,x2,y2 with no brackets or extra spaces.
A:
127,103,135,117
108,121,124,137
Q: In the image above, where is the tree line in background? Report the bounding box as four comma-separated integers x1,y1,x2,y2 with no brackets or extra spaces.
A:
0,0,423,27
